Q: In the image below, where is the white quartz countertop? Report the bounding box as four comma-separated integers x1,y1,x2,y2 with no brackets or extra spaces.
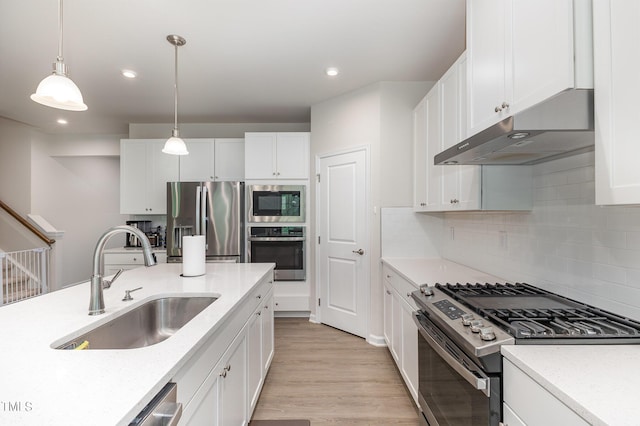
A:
0,262,273,426
502,345,640,426
381,257,504,288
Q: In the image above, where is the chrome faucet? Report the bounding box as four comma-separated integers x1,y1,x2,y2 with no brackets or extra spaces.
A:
89,225,157,315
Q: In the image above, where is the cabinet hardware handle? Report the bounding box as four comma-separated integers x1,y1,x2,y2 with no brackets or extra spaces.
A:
495,106,502,112
256,294,262,299
502,101,509,109
406,292,412,297
386,290,392,295
220,370,227,378
226,365,231,372
352,249,364,255
256,311,261,316
386,274,392,278
264,305,268,309
273,172,276,176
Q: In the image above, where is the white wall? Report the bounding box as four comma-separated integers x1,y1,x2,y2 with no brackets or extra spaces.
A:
310,81,432,341
442,151,640,321
30,135,128,286
0,117,33,215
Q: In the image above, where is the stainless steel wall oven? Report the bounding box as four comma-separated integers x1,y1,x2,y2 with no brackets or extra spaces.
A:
248,226,305,281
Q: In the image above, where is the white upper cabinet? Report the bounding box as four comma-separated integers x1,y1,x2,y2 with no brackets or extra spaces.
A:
120,139,178,214
439,52,482,210
180,138,245,182
594,0,640,205
466,0,593,137
245,132,310,179
413,85,441,211
413,52,532,212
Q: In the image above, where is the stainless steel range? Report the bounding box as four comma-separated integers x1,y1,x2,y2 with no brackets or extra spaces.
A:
411,282,640,426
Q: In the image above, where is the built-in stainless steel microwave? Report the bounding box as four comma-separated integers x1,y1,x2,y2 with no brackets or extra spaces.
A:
247,185,305,223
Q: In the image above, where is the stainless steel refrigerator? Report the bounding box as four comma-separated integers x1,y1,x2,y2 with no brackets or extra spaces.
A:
166,181,245,263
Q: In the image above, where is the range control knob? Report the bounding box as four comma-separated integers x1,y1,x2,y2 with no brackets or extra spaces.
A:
461,313,474,326
470,320,484,333
419,285,433,296
479,327,497,341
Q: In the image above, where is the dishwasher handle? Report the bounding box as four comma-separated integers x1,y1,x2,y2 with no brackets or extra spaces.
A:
151,401,182,426
130,382,182,426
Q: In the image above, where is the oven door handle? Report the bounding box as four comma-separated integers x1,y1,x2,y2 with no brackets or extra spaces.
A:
414,314,491,397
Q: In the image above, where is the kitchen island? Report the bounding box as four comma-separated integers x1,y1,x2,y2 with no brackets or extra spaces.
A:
0,262,274,425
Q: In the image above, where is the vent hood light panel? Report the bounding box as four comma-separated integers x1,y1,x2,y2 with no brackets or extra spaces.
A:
435,89,595,166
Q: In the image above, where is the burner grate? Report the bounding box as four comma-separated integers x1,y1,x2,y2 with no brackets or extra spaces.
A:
435,282,640,339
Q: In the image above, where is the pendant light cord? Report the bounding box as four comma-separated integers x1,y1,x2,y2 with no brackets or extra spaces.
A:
173,42,179,133
57,0,64,62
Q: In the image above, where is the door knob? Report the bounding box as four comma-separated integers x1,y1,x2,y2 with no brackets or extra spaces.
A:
352,249,364,255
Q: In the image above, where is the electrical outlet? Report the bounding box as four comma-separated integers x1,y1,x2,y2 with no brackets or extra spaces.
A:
499,231,508,250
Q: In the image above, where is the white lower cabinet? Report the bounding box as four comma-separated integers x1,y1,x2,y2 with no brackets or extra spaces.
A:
382,265,419,406
175,274,274,425
248,288,274,414
503,358,588,426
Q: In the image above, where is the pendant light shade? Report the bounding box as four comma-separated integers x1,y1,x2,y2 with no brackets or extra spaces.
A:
31,0,87,111
162,35,188,156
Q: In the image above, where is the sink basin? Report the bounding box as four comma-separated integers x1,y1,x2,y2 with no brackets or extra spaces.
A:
57,296,217,350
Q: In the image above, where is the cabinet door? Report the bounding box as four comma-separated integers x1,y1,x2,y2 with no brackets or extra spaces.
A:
147,140,179,214
594,0,640,204
424,85,442,211
214,138,245,181
120,140,148,214
413,97,428,211
383,282,393,346
440,58,462,209
391,291,402,363
245,133,277,179
247,307,263,414
261,292,274,372
275,133,310,179
180,139,214,181
511,0,574,115
400,299,419,405
184,367,221,426
466,0,511,136
220,332,248,426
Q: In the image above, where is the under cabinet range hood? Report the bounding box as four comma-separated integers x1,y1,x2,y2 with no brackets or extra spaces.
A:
434,89,595,166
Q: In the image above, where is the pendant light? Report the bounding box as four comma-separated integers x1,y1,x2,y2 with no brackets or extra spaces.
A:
31,0,87,111
162,35,189,155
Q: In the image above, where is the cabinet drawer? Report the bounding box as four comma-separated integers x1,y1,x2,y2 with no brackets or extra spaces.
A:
103,251,166,265
503,359,588,426
382,265,418,310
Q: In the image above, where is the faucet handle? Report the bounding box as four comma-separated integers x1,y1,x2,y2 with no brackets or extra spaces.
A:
122,287,143,301
103,269,124,289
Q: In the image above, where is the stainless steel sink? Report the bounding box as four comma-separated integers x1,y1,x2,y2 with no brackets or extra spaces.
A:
57,296,217,350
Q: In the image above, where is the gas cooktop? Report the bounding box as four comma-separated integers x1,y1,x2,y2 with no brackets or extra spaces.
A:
436,282,640,340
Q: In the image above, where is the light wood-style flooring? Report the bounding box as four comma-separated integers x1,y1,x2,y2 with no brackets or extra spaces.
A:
251,318,421,425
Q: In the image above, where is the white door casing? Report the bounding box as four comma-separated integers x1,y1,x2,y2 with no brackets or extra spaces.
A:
317,147,369,338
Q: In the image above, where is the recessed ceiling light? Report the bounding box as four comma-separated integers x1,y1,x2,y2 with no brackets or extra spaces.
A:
57,118,68,125
122,70,137,79
326,67,339,77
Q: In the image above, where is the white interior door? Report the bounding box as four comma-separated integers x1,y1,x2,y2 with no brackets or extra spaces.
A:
318,148,369,338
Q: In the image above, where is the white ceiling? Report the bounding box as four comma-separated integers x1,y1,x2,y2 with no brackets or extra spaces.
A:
0,0,465,134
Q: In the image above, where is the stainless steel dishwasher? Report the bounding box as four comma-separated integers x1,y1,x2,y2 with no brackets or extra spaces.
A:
129,382,182,426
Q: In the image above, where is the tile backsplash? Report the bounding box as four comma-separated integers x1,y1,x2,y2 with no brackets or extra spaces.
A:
441,151,640,321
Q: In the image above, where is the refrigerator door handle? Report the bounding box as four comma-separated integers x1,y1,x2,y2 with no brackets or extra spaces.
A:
195,186,201,235
201,186,208,237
